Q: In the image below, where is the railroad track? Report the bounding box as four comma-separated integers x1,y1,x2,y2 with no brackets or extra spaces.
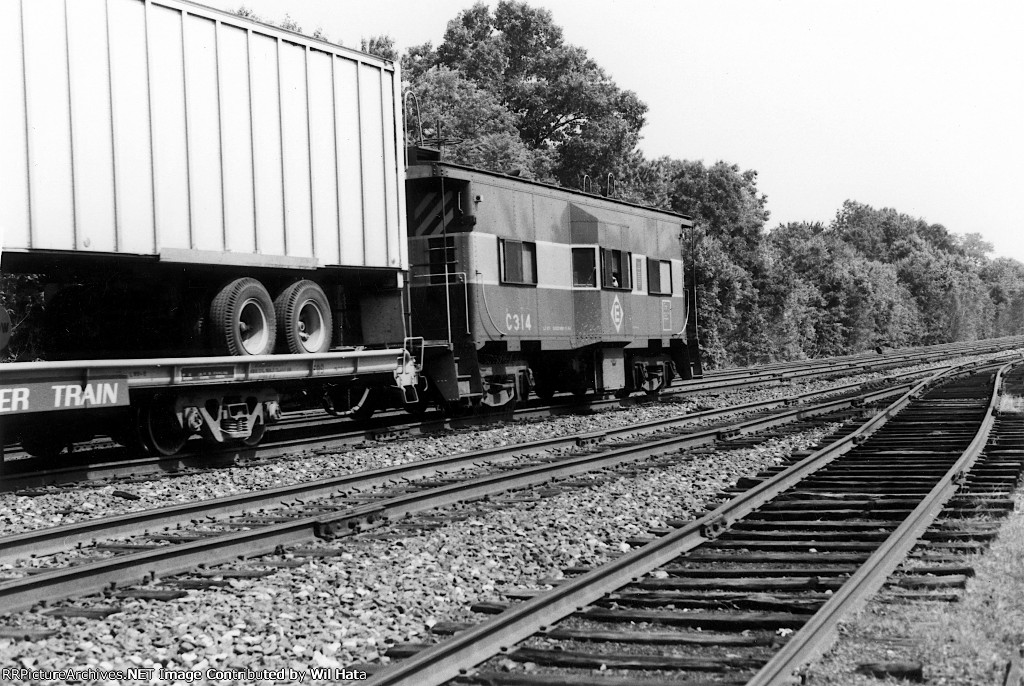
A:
0,354,962,616
362,359,1024,685
3,339,1016,492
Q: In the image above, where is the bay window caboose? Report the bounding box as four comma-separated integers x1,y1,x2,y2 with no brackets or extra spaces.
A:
406,148,701,411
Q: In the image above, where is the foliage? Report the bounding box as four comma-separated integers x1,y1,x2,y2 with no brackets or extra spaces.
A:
405,66,551,177
1,273,45,361
407,1,647,194
277,13,301,33
361,35,398,61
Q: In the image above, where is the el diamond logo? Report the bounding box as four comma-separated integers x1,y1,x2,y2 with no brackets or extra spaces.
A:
611,295,623,332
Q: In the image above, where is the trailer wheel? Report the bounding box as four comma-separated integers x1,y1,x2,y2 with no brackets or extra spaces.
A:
275,281,332,354
211,278,276,356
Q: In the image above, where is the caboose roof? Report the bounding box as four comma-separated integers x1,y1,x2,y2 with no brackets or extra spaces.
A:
407,159,693,228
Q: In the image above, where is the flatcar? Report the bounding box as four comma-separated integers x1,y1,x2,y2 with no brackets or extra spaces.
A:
0,0,418,455
404,147,702,413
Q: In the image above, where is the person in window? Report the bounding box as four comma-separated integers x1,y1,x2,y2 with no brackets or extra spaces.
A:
611,274,620,288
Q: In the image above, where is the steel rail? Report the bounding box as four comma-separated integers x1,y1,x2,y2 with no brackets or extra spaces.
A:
746,358,1019,685
0,354,896,490
362,360,1004,686
0,365,926,564
4,340,1015,492
0,370,926,612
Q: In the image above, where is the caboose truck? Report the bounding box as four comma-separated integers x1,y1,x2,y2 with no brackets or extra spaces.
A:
0,0,420,456
404,147,703,413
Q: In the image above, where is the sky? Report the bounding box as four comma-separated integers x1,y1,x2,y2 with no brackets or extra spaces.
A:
202,0,1024,263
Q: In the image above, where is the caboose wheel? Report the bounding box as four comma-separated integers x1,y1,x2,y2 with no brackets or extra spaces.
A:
642,363,669,397
274,280,333,354
139,397,191,456
211,278,276,356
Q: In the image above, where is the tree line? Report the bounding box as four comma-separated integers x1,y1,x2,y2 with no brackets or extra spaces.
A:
2,2,1021,365
378,1,1024,367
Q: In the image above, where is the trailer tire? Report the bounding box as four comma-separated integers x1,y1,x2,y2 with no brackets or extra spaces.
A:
211,278,276,356
275,280,333,354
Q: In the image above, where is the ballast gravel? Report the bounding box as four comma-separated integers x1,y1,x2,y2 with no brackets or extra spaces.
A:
0,422,838,681
0,356,973,538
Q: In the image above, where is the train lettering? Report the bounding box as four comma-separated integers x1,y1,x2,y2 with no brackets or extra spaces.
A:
0,388,30,413
505,311,532,332
0,378,128,415
52,383,120,408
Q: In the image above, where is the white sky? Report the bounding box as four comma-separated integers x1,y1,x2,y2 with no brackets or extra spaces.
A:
203,0,1024,263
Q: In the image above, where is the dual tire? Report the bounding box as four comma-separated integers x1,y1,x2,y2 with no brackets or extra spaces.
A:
210,278,332,356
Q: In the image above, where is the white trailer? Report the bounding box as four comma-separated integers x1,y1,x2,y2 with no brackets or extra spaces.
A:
1,0,406,273
1,0,408,358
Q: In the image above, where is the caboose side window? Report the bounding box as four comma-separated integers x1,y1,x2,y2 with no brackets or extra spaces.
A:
648,258,672,295
500,239,537,285
601,249,631,290
572,247,598,288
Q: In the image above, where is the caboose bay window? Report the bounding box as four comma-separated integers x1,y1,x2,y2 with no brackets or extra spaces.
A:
601,248,631,290
500,239,538,285
648,258,673,295
572,247,598,288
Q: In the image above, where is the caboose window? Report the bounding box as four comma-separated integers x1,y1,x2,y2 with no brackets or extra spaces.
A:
601,249,631,290
500,240,537,285
572,247,597,288
648,258,672,294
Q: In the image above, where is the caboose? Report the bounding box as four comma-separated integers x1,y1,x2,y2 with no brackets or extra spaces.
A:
406,148,703,411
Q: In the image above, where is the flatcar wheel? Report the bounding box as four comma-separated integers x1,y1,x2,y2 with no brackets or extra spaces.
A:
403,378,432,416
275,280,333,354
139,398,191,456
211,278,276,356
239,416,266,447
349,387,377,421
323,384,377,420
534,383,555,402
20,434,72,459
